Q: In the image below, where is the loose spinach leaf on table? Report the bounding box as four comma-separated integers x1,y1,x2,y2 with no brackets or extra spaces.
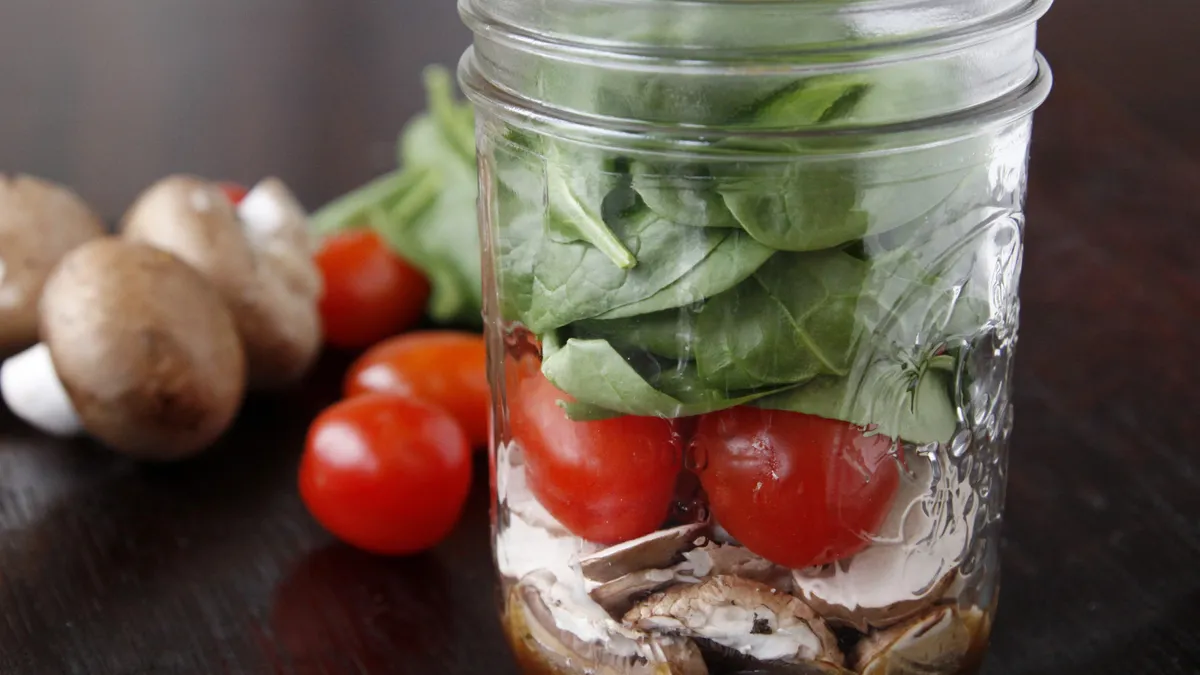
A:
313,66,482,325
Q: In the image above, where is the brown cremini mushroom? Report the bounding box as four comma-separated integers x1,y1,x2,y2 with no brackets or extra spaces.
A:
623,576,844,670
122,175,321,390
507,573,709,675
0,175,104,356
0,239,246,459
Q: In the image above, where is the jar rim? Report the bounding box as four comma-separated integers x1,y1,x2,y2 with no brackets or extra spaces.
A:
459,0,1053,60
460,50,1052,159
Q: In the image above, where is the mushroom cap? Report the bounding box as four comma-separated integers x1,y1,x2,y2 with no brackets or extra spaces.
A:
623,576,844,669
0,175,104,355
121,175,321,389
506,576,709,675
40,238,246,459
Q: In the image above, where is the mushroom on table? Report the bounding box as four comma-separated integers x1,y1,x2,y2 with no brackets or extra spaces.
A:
0,175,104,356
122,175,323,390
0,239,246,459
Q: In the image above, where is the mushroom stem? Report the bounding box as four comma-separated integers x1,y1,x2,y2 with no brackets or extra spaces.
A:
0,343,83,437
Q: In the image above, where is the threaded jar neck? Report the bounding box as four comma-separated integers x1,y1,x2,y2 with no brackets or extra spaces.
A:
459,0,1052,136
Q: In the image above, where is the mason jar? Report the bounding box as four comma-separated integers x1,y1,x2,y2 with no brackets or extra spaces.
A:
460,1,1052,672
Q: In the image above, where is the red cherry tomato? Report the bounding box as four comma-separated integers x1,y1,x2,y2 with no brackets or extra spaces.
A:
511,369,681,544
314,229,430,349
345,331,490,448
694,408,900,569
299,393,471,556
218,182,249,205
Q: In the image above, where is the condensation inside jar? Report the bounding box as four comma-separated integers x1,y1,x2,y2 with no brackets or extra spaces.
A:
464,1,1052,673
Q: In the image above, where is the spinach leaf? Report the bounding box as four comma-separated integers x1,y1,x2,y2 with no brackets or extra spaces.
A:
737,74,871,128
631,162,739,228
691,251,882,392
312,66,483,325
541,333,791,420
522,206,730,333
545,143,636,269
574,309,698,361
593,228,775,319
389,88,482,324
755,355,958,445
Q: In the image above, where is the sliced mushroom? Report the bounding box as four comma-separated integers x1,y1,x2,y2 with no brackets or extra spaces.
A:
580,523,710,584
591,543,793,616
1,239,245,458
792,451,974,630
681,543,795,593
507,573,709,675
0,175,104,356
623,576,844,669
854,606,984,675
122,175,321,389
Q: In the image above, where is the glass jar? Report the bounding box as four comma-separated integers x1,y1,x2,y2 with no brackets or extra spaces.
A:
460,1,1052,672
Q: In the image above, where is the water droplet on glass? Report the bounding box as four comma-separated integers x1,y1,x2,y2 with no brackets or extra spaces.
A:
687,443,708,472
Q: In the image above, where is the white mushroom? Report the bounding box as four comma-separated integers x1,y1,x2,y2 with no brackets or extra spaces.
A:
792,450,975,630
507,572,709,675
623,576,844,669
0,175,103,356
853,606,987,675
0,239,246,459
122,175,322,390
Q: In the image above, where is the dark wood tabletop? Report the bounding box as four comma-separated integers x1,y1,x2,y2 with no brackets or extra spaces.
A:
1,1,1198,673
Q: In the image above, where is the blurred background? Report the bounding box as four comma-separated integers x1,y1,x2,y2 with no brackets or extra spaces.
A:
0,0,1194,218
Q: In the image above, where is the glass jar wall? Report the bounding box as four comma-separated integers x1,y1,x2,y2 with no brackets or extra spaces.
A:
461,1,1052,672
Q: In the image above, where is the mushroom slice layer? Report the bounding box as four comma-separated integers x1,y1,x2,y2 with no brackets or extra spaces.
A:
507,574,708,675
854,606,985,675
623,576,843,669
580,523,710,584
590,542,793,616
792,451,975,631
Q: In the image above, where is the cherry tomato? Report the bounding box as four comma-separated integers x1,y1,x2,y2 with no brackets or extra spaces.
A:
511,369,681,544
345,331,489,447
218,182,249,205
315,229,430,349
299,393,471,555
693,408,899,569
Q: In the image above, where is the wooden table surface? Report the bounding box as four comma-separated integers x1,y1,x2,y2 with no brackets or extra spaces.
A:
1,1,1198,673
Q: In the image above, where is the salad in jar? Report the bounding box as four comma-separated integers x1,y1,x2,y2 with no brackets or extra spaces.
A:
462,1,1052,672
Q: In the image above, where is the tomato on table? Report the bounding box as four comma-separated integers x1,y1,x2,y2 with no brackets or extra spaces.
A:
345,331,490,447
315,229,431,349
511,369,682,545
299,393,471,555
693,407,900,569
